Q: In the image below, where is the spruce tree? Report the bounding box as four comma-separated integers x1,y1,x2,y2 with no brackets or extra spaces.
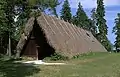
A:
60,0,72,22
96,0,111,51
113,13,120,52
73,2,89,30
88,19,97,37
90,8,97,37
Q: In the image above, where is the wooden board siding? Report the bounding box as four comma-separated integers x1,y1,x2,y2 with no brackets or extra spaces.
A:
23,39,38,59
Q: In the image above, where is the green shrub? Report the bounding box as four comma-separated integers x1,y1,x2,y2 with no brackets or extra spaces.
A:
44,53,69,61
0,54,3,58
72,52,95,59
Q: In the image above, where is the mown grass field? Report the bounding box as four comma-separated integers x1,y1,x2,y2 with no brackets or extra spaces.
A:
1,52,120,77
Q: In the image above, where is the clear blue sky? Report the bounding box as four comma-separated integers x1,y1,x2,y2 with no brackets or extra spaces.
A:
55,0,120,44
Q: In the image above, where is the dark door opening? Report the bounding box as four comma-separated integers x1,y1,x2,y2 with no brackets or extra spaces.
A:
33,19,55,60
21,19,55,60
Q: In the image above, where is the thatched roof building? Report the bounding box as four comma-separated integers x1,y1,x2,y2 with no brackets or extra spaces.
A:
16,13,107,60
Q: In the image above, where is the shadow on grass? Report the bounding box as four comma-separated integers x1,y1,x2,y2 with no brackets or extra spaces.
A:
0,60,40,77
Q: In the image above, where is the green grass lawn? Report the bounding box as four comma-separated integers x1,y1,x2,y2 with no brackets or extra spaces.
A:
1,52,120,77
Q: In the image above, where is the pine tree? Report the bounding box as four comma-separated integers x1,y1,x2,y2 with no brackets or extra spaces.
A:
96,0,111,51
0,0,16,57
48,0,61,17
113,13,120,52
73,2,89,30
60,0,72,22
0,0,8,54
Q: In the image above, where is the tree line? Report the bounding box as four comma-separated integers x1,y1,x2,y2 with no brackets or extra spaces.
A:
0,0,119,58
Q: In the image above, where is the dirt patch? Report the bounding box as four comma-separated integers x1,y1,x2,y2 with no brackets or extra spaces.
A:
15,60,66,65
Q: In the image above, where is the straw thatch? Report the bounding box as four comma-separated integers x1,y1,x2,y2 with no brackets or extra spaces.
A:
16,13,107,58
16,17,35,58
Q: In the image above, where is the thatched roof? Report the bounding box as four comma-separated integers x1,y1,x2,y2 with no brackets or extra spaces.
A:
16,13,107,58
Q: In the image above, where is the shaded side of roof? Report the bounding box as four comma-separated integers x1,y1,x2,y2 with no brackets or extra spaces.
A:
16,17,35,56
